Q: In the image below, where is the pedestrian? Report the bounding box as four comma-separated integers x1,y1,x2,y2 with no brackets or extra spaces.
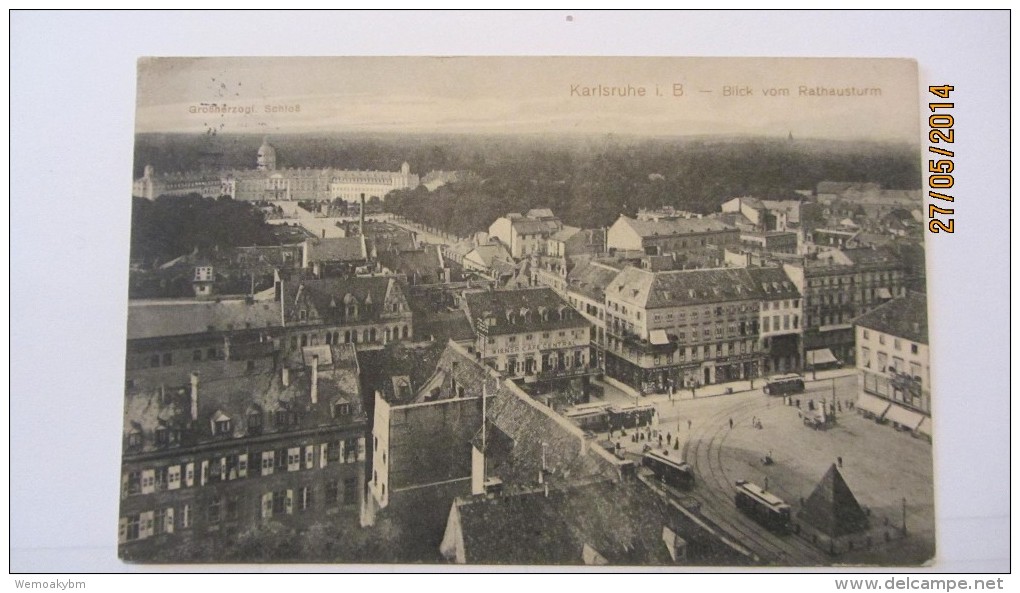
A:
687,419,692,430
658,434,663,446
838,456,843,468
729,418,733,429
667,432,672,444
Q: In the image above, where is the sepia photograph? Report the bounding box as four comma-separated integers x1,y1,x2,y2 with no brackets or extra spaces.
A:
10,11,1011,582
120,56,935,566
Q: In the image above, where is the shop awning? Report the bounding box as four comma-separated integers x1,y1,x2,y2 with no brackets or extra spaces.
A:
916,416,932,437
807,348,838,365
818,323,854,332
856,393,891,418
649,329,670,345
885,404,925,430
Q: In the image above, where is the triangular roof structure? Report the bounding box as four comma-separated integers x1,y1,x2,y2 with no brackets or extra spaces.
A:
798,464,870,537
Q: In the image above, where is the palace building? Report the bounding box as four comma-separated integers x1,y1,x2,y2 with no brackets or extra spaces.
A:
133,137,420,202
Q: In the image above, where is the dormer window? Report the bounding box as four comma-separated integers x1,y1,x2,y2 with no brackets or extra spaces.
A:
215,419,231,435
334,403,351,417
127,431,142,449
155,427,169,446
247,411,263,435
299,310,307,321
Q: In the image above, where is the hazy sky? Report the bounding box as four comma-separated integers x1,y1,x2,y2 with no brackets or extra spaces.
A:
136,57,920,142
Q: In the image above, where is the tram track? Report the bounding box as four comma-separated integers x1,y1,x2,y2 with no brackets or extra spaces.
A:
677,393,829,565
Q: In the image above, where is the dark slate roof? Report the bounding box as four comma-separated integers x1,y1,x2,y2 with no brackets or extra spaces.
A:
745,266,802,300
122,343,362,455
512,219,558,235
127,299,282,340
378,246,445,283
841,246,904,270
409,341,503,405
482,381,620,494
566,260,622,302
463,287,589,336
606,267,782,310
281,276,404,325
306,236,367,263
797,464,870,538
853,293,929,344
452,479,751,566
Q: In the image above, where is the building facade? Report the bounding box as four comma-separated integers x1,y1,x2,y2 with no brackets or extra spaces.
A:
279,276,414,354
854,293,931,437
602,267,771,394
464,287,594,384
784,247,906,368
118,345,367,559
607,215,739,257
134,138,419,202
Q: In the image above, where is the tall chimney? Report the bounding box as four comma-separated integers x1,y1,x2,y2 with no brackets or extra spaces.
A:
190,372,200,422
311,354,319,404
360,193,366,236
282,366,290,387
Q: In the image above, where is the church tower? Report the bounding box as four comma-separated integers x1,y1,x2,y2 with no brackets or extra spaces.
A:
257,136,277,171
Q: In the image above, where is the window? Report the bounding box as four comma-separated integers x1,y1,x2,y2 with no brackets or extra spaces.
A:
246,360,256,372
861,347,871,368
325,481,340,505
126,514,140,541
215,419,231,435
126,471,141,495
911,343,919,354
208,347,218,359
763,317,770,332
247,411,262,435
272,490,287,515
343,477,357,505
193,350,202,362
225,496,240,521
879,334,886,345
128,432,142,449
894,339,902,351
150,354,160,368
207,496,221,524
162,353,173,366
298,486,313,511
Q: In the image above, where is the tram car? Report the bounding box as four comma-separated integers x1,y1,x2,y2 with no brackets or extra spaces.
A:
642,450,695,490
734,479,792,533
562,402,611,433
607,403,656,430
762,374,806,396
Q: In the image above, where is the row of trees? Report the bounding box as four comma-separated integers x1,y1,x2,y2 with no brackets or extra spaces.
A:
385,137,922,236
130,194,276,266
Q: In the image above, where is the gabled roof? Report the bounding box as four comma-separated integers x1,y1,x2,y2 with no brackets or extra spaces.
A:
797,464,870,538
281,276,403,325
606,266,775,309
550,226,582,242
854,293,928,344
466,243,512,268
481,381,620,494
566,261,621,302
463,287,588,336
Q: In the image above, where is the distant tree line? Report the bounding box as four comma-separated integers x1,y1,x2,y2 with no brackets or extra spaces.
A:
384,137,922,236
130,194,275,266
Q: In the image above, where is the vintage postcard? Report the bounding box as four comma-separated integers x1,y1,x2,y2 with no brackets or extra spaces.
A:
121,56,934,566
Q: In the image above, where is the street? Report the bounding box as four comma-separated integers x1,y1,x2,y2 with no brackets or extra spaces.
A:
597,374,935,565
